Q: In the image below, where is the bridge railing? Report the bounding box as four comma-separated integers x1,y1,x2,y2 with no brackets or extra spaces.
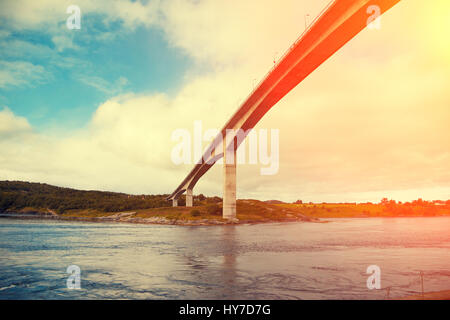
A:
234,0,337,117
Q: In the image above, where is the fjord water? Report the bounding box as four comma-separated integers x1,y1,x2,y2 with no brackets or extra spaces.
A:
0,217,449,299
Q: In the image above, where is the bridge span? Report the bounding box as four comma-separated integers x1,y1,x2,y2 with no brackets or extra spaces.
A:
167,0,401,219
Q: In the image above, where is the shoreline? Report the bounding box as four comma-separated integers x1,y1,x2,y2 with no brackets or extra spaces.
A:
2,211,448,227
0,212,320,226
0,199,324,226
2,199,449,227
400,290,450,300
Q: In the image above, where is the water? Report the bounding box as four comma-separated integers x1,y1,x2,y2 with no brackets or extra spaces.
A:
0,217,449,299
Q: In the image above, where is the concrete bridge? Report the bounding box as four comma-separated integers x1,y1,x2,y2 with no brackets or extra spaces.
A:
167,0,401,219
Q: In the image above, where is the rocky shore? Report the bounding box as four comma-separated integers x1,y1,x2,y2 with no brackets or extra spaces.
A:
0,210,318,226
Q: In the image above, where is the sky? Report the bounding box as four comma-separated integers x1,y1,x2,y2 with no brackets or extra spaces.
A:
0,0,449,203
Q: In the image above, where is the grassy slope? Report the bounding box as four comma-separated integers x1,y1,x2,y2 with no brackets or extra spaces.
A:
7,201,450,222
57,199,316,223
276,203,450,218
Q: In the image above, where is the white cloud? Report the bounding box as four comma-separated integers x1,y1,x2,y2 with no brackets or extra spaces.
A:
0,38,55,60
51,35,78,52
75,74,129,95
0,0,161,31
0,60,51,89
159,0,328,67
0,107,32,136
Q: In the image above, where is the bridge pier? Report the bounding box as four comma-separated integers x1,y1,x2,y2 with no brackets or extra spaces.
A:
172,198,178,207
223,143,237,220
186,188,193,207
168,0,402,214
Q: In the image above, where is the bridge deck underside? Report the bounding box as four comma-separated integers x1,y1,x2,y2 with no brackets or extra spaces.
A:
167,0,400,201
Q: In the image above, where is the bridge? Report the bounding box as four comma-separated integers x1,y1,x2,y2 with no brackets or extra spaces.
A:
167,0,401,219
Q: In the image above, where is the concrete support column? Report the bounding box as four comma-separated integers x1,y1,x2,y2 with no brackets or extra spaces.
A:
186,188,193,207
172,198,178,207
223,140,237,220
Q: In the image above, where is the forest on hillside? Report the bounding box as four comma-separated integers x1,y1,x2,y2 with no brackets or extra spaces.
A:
0,181,221,214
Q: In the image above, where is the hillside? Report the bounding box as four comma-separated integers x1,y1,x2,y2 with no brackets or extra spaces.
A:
0,181,317,225
0,180,219,214
1,181,448,225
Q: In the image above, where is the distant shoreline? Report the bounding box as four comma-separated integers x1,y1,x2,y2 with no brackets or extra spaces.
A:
2,210,449,227
2,181,449,224
0,211,319,226
400,290,450,300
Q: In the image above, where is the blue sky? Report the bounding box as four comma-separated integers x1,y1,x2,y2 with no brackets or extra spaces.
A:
0,9,191,131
